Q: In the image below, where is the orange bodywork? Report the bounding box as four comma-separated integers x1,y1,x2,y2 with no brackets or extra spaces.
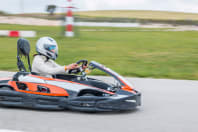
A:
6,74,133,95
8,81,69,97
29,74,115,95
122,85,136,94
117,77,136,94
7,74,115,96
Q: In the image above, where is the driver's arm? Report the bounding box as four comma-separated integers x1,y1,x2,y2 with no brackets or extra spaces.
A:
49,59,79,74
32,56,79,75
32,56,67,75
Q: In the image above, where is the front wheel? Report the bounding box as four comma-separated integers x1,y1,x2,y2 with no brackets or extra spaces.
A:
81,93,96,97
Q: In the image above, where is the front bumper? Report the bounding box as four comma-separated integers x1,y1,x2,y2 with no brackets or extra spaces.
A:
96,93,141,111
67,92,141,112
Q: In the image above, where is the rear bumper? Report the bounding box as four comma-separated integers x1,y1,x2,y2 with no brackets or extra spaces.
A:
0,90,67,110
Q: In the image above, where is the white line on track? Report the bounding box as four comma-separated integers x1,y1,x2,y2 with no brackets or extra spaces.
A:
0,130,24,132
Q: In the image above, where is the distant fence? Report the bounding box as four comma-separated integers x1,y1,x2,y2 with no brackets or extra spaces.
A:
75,16,198,26
75,22,140,27
0,30,36,37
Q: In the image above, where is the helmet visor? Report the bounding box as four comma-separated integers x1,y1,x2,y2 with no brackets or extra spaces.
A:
44,44,57,53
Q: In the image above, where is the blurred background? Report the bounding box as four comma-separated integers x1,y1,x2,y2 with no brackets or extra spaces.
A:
1,0,198,14
0,0,198,80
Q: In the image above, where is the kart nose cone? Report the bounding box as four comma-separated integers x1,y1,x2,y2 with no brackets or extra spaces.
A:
96,93,141,111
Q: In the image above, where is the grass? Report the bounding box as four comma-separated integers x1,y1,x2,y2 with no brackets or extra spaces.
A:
75,10,198,25
11,10,198,25
75,10,198,21
0,24,197,80
16,10,198,21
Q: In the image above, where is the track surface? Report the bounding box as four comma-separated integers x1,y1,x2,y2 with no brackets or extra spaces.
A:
0,71,198,132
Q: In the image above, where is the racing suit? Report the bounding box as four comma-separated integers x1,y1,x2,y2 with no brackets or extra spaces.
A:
32,55,67,77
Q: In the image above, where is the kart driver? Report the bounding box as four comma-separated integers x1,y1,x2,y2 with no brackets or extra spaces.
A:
32,37,79,77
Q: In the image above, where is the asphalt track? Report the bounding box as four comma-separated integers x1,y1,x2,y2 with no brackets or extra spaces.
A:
0,71,198,132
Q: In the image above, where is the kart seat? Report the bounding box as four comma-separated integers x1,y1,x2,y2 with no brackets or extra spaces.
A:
17,38,31,72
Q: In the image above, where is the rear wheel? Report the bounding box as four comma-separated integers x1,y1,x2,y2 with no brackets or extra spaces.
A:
0,86,13,91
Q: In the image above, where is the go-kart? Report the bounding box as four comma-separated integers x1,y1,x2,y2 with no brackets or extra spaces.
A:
0,38,141,112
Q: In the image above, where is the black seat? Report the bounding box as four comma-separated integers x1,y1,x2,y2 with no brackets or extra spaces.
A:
12,38,32,81
17,38,31,72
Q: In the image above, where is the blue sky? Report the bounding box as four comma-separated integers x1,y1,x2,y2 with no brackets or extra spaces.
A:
0,0,198,13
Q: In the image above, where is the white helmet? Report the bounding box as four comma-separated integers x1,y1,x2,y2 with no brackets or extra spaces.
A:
36,37,58,60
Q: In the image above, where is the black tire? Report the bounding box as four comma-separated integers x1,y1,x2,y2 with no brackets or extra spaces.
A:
82,93,95,97
0,87,13,91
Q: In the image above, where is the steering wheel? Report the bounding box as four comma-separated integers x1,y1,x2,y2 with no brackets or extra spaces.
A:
68,60,88,74
76,60,88,67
